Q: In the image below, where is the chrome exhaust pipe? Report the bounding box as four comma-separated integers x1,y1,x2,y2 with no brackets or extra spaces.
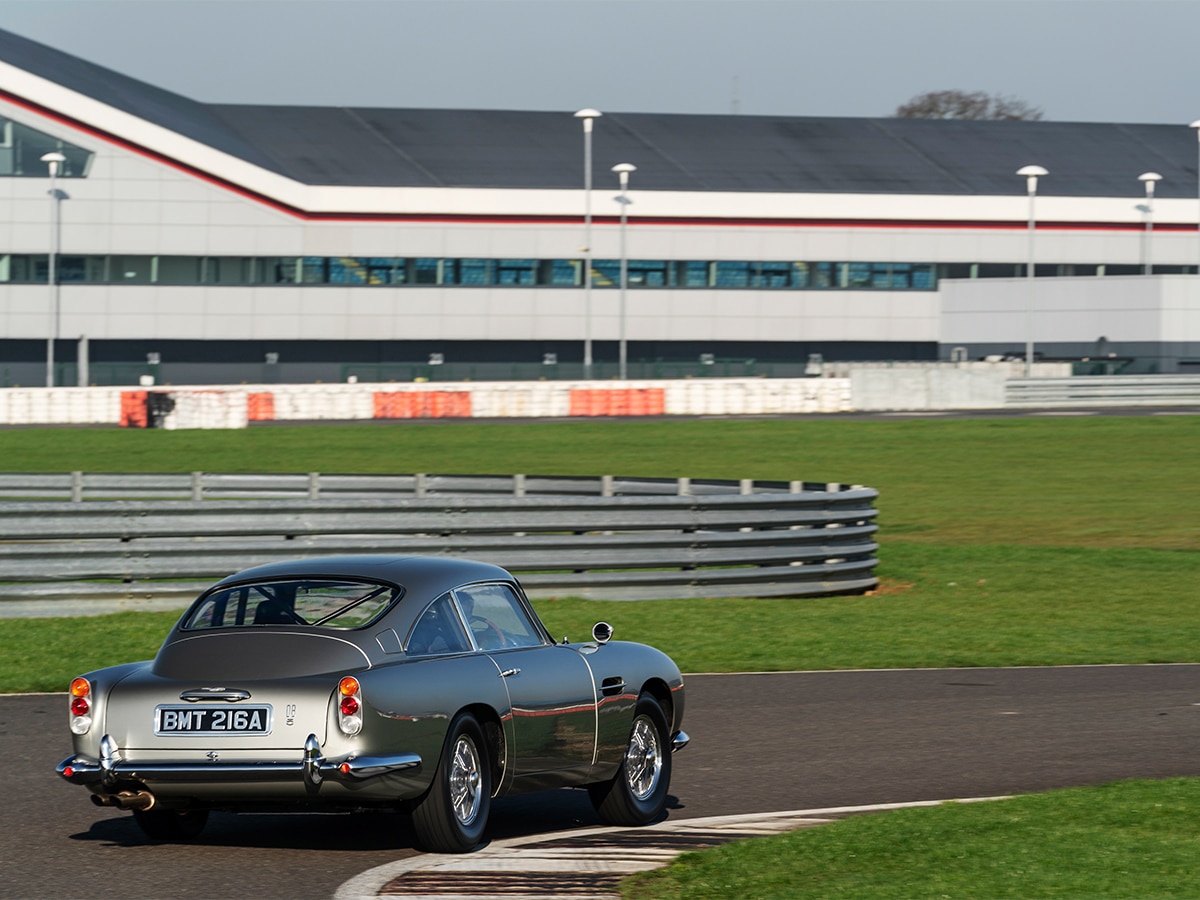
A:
97,790,156,811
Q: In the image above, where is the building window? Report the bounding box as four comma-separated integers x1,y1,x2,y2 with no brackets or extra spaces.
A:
446,258,493,286
408,258,438,284
677,261,712,287
159,257,203,284
541,260,581,286
110,256,154,284
713,261,754,287
366,258,404,285
0,116,94,178
628,260,670,286
496,259,537,285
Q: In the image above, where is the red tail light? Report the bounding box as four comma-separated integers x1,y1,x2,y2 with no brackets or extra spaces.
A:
69,677,92,735
336,675,363,736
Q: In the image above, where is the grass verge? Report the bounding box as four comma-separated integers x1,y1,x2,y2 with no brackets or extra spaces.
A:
621,778,1200,899
6,543,1199,693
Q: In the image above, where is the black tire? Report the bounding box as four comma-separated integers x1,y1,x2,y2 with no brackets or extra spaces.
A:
131,808,209,841
588,694,672,827
412,711,491,853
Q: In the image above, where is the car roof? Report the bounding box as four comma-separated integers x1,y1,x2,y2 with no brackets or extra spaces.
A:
211,555,514,600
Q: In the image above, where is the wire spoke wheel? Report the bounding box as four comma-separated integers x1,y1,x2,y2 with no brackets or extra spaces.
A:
449,734,483,826
624,714,663,801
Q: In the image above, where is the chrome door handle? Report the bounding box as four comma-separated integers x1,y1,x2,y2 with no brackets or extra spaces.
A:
499,668,521,678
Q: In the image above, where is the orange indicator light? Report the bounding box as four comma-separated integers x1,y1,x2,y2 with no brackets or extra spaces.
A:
338,676,360,696
70,678,90,698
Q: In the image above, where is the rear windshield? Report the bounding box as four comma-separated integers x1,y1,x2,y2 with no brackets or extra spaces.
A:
182,579,401,631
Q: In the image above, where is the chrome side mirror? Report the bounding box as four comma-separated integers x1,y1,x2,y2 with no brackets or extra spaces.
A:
591,622,613,644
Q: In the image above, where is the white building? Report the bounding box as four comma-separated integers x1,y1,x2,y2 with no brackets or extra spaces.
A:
1,27,1198,386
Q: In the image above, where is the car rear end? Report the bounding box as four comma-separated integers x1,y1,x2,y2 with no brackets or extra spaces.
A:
59,628,428,812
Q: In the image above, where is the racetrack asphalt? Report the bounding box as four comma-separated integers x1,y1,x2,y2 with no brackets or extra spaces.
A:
4,665,1199,899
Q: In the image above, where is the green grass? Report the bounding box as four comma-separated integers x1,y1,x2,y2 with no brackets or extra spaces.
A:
622,779,1200,899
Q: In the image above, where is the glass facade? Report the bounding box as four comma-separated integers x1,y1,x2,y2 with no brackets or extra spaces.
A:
2,254,1185,289
0,253,941,290
0,116,93,178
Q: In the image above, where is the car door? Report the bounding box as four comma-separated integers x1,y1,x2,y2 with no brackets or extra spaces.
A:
453,582,597,784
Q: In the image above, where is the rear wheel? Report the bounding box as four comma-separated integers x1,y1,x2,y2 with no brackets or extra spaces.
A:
132,808,209,841
588,694,671,827
412,711,491,853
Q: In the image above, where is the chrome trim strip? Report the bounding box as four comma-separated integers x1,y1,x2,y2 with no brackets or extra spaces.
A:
180,689,252,702
56,736,421,787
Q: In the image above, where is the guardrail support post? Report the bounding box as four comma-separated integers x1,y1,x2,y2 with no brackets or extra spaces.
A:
71,471,83,503
415,473,427,498
601,475,613,497
514,474,526,497
308,472,320,500
191,471,203,501
677,477,691,496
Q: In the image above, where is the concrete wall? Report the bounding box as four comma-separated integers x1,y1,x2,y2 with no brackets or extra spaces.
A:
940,275,1200,372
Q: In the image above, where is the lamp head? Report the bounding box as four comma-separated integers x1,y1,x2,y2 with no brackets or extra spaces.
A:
574,108,602,132
41,151,66,176
612,162,636,189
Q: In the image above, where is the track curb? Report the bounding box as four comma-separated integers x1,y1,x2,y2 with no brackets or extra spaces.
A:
334,798,1007,899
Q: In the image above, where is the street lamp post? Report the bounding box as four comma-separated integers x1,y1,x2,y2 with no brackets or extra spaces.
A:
41,151,66,389
1190,120,1200,272
1138,172,1163,275
1016,165,1048,377
574,109,601,380
612,163,636,381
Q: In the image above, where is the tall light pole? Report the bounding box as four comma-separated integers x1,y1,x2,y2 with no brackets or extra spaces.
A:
41,151,66,389
612,163,636,381
1138,172,1162,275
1190,120,1200,272
574,109,601,380
1016,165,1047,377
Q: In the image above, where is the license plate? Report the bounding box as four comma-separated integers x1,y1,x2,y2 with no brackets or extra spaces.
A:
155,704,272,736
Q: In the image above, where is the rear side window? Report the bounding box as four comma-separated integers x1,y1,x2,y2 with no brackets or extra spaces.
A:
183,579,400,630
406,593,472,657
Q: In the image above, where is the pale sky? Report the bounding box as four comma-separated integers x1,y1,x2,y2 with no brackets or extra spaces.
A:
2,0,1198,124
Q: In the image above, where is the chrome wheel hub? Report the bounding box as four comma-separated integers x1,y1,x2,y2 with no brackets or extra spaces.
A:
449,735,483,826
624,715,663,801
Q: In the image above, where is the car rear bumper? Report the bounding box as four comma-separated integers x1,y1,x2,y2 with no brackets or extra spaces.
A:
57,733,421,789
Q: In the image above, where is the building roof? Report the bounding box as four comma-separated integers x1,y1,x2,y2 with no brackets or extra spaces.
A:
2,26,1197,198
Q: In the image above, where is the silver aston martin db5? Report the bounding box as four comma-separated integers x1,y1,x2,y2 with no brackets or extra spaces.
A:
57,556,688,852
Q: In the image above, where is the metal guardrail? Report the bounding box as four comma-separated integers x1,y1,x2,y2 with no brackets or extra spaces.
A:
0,472,841,502
0,474,879,612
1006,375,1200,407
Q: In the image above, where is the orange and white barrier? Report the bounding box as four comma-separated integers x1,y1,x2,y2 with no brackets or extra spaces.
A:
0,378,857,429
